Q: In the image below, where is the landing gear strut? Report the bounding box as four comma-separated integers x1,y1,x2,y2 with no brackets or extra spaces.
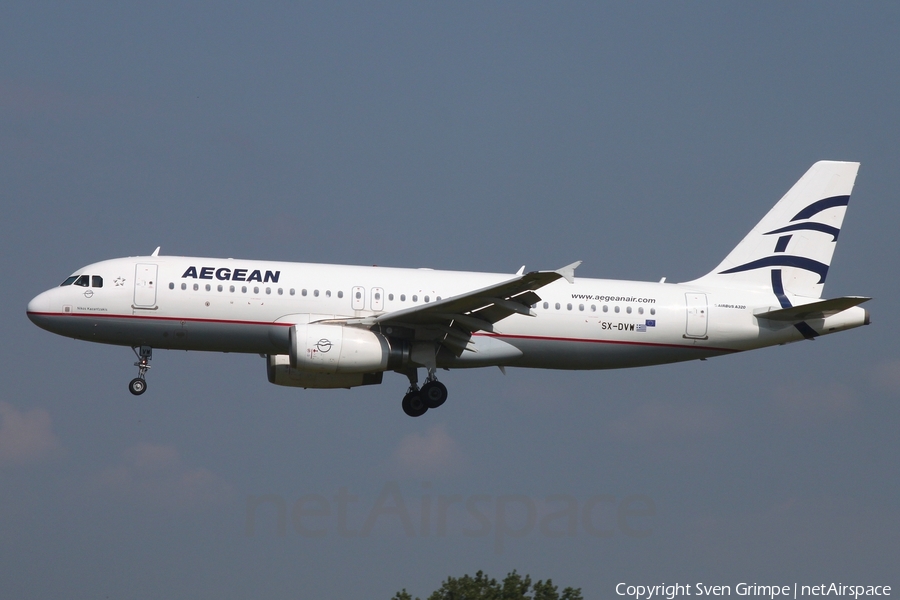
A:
129,346,152,396
399,368,449,417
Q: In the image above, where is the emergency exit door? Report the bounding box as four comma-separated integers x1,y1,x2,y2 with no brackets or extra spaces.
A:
133,263,158,308
684,293,708,339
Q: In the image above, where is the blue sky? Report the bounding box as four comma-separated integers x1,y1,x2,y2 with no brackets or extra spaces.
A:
2,3,899,598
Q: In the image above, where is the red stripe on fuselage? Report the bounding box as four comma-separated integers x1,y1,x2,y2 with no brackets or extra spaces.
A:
27,311,741,354
25,311,294,328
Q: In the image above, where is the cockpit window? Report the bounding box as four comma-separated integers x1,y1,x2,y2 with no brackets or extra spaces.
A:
60,276,78,286
74,275,90,287
92,276,103,288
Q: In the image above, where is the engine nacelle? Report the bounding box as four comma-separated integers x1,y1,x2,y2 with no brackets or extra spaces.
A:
289,323,408,374
267,354,383,389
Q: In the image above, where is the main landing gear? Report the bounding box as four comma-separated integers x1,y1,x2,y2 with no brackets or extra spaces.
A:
400,369,449,417
128,346,152,396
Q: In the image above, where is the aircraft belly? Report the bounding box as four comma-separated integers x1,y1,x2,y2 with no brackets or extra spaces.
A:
437,335,523,368
494,335,728,370
30,314,288,354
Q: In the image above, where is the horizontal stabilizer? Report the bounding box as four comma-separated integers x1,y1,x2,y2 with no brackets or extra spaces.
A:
755,296,870,322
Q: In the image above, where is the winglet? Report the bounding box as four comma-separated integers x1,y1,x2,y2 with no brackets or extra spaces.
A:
555,261,582,284
516,265,525,276
151,246,161,257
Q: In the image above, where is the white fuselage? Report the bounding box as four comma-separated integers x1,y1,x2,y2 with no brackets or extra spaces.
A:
26,255,868,372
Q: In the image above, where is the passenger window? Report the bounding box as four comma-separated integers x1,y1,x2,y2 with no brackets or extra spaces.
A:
92,276,103,288
193,283,199,291
650,308,656,315
290,289,295,296
230,285,235,293
314,290,319,297
253,286,259,294
375,292,381,300
626,306,632,314
614,306,620,313
205,284,211,291
555,303,560,310
389,294,394,301
436,296,441,301
591,305,596,312
638,307,644,314
567,303,572,311
181,283,187,291
301,289,307,296
277,288,283,295
400,294,406,302
355,291,361,299
603,305,608,312
168,282,174,290
338,291,343,298
74,275,90,287
60,276,78,286
326,290,331,297
424,295,429,303
543,302,549,309
218,285,223,292
241,286,247,293
412,295,418,302
266,287,271,295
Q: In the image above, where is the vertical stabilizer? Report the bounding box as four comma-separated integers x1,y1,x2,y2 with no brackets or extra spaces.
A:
685,161,860,299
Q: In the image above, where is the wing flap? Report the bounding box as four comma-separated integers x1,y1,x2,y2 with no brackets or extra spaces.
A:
372,262,580,330
358,262,581,356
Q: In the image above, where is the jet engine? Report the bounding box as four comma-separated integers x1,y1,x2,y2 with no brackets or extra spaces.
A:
266,354,384,389
289,323,408,373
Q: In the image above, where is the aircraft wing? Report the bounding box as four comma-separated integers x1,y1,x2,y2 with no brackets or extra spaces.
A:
755,296,871,322
337,261,581,356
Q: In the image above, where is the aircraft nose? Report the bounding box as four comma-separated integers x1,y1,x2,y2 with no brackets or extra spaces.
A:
26,290,51,321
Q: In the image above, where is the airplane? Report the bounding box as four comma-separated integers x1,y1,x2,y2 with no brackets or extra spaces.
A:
27,161,870,417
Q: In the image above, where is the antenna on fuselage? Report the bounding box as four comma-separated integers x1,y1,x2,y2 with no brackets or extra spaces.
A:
151,246,161,257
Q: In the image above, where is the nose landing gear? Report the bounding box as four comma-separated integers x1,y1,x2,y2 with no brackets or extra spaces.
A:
128,346,152,396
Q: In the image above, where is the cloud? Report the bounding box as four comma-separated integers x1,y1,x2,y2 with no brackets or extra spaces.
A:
387,425,467,479
0,81,62,115
609,401,728,444
0,79,153,121
872,359,900,395
683,495,900,574
96,443,233,510
0,402,61,466
770,381,858,421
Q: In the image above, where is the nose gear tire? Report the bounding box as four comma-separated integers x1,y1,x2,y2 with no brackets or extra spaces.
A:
129,378,147,395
